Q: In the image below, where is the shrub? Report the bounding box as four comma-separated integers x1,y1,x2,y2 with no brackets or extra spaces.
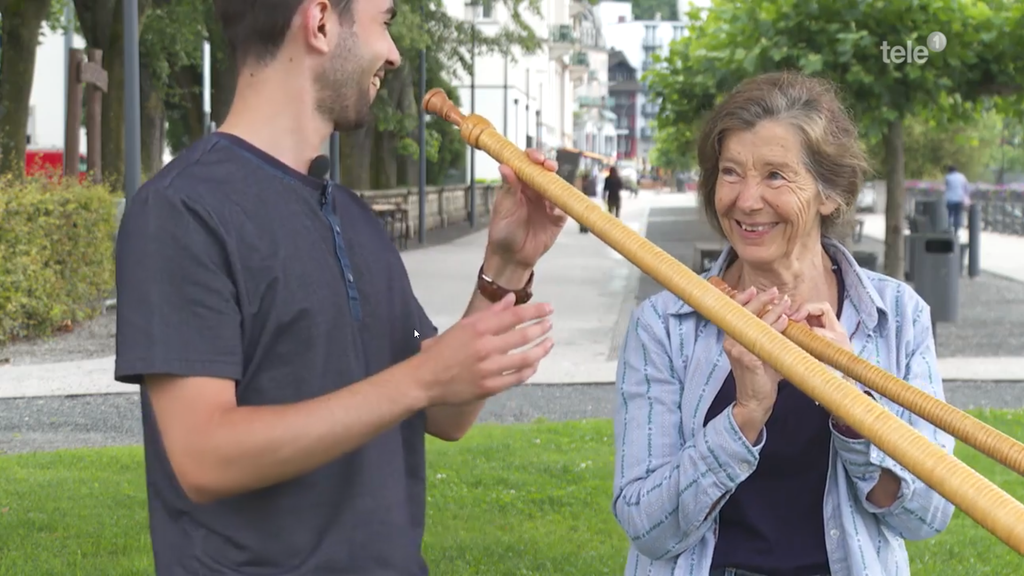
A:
0,174,118,344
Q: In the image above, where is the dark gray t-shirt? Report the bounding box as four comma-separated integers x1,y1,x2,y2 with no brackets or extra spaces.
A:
114,133,438,575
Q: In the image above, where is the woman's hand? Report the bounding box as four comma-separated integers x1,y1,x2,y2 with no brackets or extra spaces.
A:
789,302,852,352
723,286,791,442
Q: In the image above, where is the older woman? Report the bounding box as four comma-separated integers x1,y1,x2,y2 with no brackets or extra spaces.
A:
612,71,954,576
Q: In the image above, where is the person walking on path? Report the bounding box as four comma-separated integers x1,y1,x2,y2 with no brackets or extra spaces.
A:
944,164,970,235
604,165,624,218
112,1,568,573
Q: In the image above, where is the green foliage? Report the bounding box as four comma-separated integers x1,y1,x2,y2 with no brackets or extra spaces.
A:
646,0,1024,174
861,110,1024,181
140,0,207,107
0,175,117,344
3,413,1024,573
631,0,677,21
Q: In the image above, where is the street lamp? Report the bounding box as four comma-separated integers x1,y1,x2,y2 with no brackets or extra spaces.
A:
464,0,481,228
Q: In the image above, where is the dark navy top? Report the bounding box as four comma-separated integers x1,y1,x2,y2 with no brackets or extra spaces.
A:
115,133,438,575
704,257,845,576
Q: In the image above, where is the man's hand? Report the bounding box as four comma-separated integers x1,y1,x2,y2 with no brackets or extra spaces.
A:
485,149,568,279
415,293,554,406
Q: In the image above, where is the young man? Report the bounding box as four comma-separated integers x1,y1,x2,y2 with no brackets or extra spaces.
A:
113,0,568,573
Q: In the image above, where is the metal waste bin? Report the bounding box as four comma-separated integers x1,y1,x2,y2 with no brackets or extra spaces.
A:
911,233,960,323
914,198,949,232
905,214,934,281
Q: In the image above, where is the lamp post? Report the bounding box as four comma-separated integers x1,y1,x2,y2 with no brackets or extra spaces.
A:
465,0,480,228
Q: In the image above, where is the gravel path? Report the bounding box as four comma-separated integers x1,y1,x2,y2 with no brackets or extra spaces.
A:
3,381,1024,455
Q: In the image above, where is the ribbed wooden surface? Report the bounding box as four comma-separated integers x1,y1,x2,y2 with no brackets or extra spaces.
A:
453,115,1024,555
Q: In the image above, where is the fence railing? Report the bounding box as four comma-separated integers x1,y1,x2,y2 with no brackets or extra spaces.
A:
113,183,500,251
905,181,1024,236
357,184,499,249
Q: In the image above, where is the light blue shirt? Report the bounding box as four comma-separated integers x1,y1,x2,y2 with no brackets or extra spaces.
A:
945,171,969,203
612,237,955,576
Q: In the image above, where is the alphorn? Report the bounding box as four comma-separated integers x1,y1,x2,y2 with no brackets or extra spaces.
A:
422,87,1024,555
706,276,1024,477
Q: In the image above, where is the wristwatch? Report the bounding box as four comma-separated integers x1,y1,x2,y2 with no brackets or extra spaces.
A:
476,265,534,305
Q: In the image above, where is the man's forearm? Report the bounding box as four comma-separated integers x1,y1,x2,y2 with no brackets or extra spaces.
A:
164,358,431,503
424,253,534,441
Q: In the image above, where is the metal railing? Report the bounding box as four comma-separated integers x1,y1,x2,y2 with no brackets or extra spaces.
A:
905,181,1024,236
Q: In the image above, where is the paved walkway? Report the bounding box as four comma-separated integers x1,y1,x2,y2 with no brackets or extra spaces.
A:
3,193,1024,400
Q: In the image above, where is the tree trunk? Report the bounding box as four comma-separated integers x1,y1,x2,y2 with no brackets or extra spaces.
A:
140,57,165,177
99,22,125,188
206,7,235,126
883,117,906,280
339,126,373,190
0,0,52,178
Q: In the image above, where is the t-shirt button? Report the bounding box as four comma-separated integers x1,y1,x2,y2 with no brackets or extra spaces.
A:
334,226,340,233
346,273,354,282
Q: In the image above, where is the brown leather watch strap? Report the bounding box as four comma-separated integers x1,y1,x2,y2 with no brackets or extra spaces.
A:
476,265,534,305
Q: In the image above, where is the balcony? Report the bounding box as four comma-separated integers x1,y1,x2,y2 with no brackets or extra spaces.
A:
568,51,589,83
569,0,588,18
641,101,659,117
548,24,575,59
578,95,615,108
643,35,660,50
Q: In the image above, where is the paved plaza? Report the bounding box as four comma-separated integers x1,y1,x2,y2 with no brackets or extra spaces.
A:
3,190,1024,453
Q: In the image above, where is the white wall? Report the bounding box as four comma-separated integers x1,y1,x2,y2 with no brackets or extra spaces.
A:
446,0,575,182
29,27,88,152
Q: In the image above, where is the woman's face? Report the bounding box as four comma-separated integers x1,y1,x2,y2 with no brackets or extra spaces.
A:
714,120,837,266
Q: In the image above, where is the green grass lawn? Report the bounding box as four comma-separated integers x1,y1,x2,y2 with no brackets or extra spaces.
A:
2,411,1024,575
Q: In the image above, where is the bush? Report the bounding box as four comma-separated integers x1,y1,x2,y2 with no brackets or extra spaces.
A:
0,175,118,344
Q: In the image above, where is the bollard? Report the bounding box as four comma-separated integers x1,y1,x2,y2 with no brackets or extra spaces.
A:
968,202,981,278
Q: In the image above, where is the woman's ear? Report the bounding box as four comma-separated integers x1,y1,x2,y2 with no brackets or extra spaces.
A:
819,193,840,217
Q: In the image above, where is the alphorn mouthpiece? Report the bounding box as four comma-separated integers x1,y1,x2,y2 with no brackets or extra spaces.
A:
422,88,464,127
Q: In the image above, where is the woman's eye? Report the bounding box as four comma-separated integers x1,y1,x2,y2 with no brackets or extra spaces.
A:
767,171,784,180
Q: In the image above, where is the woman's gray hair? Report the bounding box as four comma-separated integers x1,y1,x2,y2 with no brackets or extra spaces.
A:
695,71,871,239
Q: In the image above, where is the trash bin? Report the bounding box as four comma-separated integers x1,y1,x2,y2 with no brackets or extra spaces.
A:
905,214,934,281
914,198,949,232
910,233,960,323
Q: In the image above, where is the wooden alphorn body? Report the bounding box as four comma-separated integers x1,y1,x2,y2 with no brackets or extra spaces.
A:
422,87,1024,555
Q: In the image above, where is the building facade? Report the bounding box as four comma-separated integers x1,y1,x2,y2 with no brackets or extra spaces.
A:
607,49,640,161
595,1,692,169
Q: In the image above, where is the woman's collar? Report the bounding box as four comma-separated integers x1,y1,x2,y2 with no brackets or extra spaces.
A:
666,237,889,330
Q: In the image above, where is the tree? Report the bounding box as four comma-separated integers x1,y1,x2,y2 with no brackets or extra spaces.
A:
631,0,676,21
646,0,1024,279
158,0,541,190
72,0,155,189
0,0,54,178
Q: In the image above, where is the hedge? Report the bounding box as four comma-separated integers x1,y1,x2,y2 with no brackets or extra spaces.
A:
0,174,118,345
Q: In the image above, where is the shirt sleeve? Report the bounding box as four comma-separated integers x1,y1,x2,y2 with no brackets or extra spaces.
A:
113,186,244,385
831,297,955,540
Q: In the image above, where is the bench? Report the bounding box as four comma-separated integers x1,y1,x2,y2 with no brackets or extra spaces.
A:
371,203,410,250
693,242,726,274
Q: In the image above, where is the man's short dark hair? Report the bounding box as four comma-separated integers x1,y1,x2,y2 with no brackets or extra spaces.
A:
214,0,351,68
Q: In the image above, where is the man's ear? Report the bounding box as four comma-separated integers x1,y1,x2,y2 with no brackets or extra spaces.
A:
299,0,335,56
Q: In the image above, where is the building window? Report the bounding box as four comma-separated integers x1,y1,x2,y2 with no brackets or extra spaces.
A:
481,0,493,18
